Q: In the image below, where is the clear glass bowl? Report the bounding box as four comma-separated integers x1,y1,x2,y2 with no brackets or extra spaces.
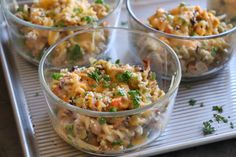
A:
126,0,236,81
39,27,181,156
2,0,122,65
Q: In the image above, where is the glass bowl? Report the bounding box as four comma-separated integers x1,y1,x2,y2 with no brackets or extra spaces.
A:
126,0,236,81
39,27,181,156
2,0,123,65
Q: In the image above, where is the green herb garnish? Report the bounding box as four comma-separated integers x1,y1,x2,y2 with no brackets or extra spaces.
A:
52,73,63,80
230,122,234,129
111,140,123,146
214,114,228,123
109,107,117,112
200,102,204,107
90,84,98,88
16,7,24,12
98,117,106,125
73,8,82,14
103,75,110,81
65,124,74,136
128,90,141,108
211,47,218,57
116,71,132,83
212,106,223,113
81,16,93,23
68,44,83,60
189,98,197,106
117,88,126,96
203,121,215,135
88,68,101,82
55,21,66,27
103,82,110,88
95,0,104,4
115,59,120,64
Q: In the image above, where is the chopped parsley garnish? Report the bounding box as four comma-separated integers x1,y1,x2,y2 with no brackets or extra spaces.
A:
203,121,215,135
211,47,218,57
111,140,123,146
98,117,106,125
212,106,223,113
90,84,98,88
116,71,132,83
200,102,204,107
103,75,110,81
55,21,66,27
117,88,126,96
65,124,74,136
68,44,83,60
214,114,228,123
109,107,117,112
103,82,110,88
81,16,93,23
52,73,63,80
189,98,197,106
88,68,101,82
230,122,234,129
115,59,120,64
128,90,141,108
16,7,24,12
73,8,82,14
128,90,140,97
95,0,104,4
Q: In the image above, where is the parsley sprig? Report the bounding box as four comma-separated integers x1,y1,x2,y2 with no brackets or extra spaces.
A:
189,98,197,106
52,73,63,80
128,90,141,108
212,106,223,113
88,68,101,82
213,114,228,123
202,121,215,135
116,71,132,83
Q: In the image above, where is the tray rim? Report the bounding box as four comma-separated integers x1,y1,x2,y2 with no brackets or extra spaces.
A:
1,2,236,156
0,25,39,157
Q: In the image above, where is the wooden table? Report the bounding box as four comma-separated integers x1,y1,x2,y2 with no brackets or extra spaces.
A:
1,62,236,157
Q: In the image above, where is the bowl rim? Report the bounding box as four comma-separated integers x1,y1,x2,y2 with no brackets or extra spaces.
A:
2,0,122,31
126,0,236,40
39,27,182,117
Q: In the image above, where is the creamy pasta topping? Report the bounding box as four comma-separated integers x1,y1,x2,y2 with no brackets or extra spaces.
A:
147,3,233,75
14,0,110,60
51,59,164,111
148,3,232,36
15,0,109,27
50,60,166,151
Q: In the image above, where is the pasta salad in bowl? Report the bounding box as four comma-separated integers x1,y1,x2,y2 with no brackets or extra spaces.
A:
127,0,236,81
3,0,122,65
39,27,181,155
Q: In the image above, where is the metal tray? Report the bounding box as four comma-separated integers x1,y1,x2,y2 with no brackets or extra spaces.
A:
1,2,236,157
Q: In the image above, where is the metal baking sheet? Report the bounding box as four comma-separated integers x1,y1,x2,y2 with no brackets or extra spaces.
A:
1,2,236,157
